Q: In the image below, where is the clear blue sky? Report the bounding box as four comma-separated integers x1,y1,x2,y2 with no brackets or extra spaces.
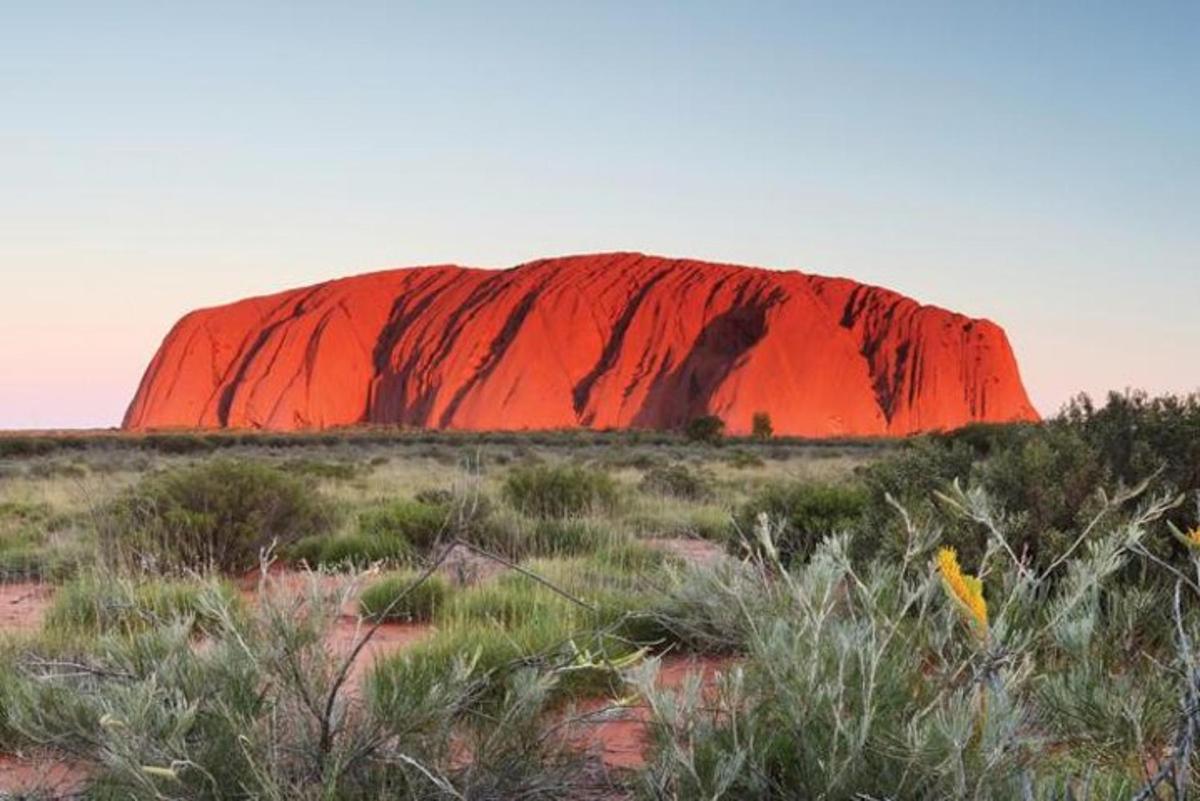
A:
2,1,1197,428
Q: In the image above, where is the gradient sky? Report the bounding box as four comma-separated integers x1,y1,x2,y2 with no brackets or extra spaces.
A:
2,1,1197,429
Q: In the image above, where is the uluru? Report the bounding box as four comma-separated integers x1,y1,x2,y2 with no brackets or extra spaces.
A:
123,253,1039,436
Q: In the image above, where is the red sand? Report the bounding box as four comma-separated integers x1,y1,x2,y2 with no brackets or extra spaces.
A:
124,252,1038,436
0,581,53,632
0,753,91,797
570,654,739,770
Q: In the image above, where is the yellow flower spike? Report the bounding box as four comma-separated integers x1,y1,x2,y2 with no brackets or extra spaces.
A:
1168,521,1200,551
936,547,988,639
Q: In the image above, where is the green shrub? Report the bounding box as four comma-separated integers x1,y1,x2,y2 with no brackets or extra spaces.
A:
639,463,714,501
358,499,449,552
974,423,1107,570
637,494,1183,799
733,481,868,565
278,458,361,481
684,415,725,444
97,459,336,574
751,411,773,440
502,464,619,519
0,437,58,458
359,570,450,622
725,449,765,469
139,433,217,455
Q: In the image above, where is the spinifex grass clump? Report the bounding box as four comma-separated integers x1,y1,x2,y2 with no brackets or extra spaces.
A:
359,569,450,622
371,551,661,711
291,498,448,568
96,459,336,574
45,572,240,636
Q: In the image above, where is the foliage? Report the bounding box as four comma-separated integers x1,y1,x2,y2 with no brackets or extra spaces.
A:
359,570,450,622
1,571,595,799
684,415,725,444
732,480,868,565
45,573,239,635
751,411,773,440
290,531,414,569
639,463,714,501
637,489,1185,799
357,499,449,552
502,464,619,519
96,459,336,574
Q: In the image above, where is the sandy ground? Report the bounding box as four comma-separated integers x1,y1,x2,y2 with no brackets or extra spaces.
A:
569,654,737,770
0,581,54,632
644,536,728,567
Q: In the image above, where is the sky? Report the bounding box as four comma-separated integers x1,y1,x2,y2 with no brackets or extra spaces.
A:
1,1,1197,429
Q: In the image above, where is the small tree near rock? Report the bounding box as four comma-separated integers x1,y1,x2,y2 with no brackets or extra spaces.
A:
752,412,774,440
685,415,726,445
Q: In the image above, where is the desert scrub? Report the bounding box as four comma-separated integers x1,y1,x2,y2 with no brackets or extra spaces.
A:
359,569,450,622
635,486,1186,799
45,573,240,635
502,463,620,519
0,500,82,580
289,530,416,568
357,498,449,551
5,571,590,798
476,507,633,559
373,554,662,709
639,463,714,501
731,480,868,565
96,459,336,574
288,497,449,567
278,457,363,481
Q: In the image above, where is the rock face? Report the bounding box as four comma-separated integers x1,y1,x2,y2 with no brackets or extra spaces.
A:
124,253,1039,436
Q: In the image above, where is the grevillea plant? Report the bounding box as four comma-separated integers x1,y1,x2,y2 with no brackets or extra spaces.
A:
635,485,1194,800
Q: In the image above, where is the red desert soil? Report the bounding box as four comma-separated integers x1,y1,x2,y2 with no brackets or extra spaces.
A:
644,536,728,568
124,252,1039,436
569,654,739,771
0,581,54,632
0,753,91,798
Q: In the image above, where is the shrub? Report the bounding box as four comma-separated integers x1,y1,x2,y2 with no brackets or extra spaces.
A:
359,570,450,622
358,499,449,552
0,437,58,458
639,463,714,501
725,449,765,469
278,458,361,481
733,481,868,565
97,459,336,574
974,423,1107,570
139,433,217,455
502,464,619,519
751,411,773,440
637,491,1183,799
684,415,725,445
